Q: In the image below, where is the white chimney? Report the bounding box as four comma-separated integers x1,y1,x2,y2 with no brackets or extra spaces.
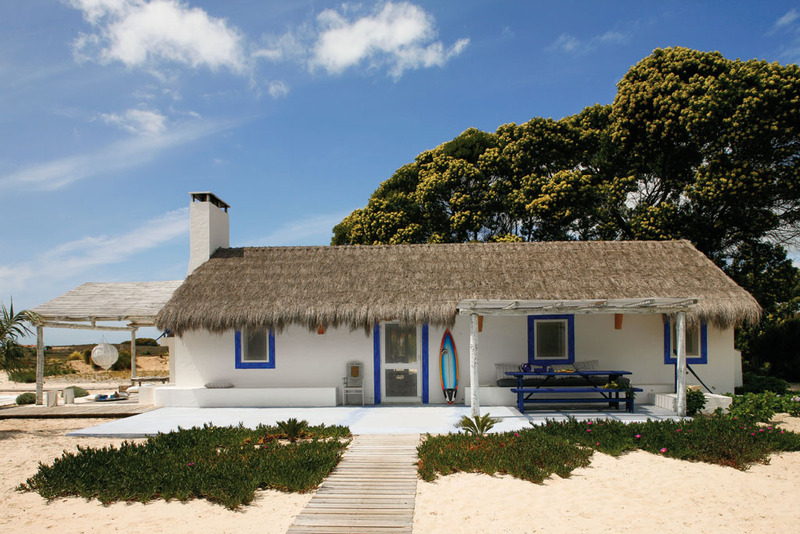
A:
188,192,230,274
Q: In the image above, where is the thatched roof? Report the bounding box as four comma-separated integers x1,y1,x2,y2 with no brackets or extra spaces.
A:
156,240,761,335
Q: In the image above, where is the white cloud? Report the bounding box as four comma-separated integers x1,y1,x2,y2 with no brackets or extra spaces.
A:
0,118,235,191
69,0,246,73
549,33,581,53
99,108,167,135
0,207,188,295
548,29,628,54
309,2,468,79
775,9,799,29
267,80,289,98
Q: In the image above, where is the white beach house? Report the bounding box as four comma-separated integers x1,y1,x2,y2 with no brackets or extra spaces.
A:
150,193,760,414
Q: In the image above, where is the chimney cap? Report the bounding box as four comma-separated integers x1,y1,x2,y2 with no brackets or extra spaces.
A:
189,192,230,212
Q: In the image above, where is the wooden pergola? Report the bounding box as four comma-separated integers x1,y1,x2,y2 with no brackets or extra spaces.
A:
457,297,700,417
31,281,183,405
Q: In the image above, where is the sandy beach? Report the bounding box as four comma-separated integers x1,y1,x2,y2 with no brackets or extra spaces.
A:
1,415,798,533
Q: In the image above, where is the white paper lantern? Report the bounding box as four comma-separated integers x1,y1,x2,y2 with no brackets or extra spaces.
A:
91,343,119,370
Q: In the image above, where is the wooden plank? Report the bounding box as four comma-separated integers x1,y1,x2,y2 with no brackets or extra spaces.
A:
288,434,419,533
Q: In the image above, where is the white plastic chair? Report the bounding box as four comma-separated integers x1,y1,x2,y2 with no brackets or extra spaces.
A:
342,361,364,406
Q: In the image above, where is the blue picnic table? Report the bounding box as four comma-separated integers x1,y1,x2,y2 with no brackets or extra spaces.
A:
505,369,641,413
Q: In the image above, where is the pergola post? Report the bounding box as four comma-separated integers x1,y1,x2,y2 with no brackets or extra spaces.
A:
130,328,137,379
675,311,687,417
35,326,44,405
469,313,480,417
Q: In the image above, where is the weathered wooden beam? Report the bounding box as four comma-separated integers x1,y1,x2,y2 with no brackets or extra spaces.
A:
469,313,479,418
676,311,687,417
35,326,44,405
130,328,138,379
41,321,136,331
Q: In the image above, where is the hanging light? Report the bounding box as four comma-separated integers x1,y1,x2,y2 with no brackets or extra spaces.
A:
91,342,119,370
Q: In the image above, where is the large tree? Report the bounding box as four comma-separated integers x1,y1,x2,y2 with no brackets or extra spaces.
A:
334,47,800,262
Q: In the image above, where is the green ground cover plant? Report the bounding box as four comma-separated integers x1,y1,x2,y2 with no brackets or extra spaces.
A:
726,392,800,422
418,415,800,482
18,423,351,510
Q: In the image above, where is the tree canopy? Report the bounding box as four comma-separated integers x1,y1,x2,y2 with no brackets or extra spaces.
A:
334,47,800,258
332,47,800,374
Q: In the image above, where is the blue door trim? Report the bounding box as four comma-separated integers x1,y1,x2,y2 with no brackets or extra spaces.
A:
422,323,429,404
373,324,381,405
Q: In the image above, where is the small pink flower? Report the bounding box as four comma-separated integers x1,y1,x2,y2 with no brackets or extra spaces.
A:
596,442,600,446
660,448,667,453
767,426,773,430
635,434,642,439
514,432,519,437
187,462,195,467
759,429,765,432
587,421,593,425
676,428,682,432
781,430,786,434
586,429,592,432
751,433,756,436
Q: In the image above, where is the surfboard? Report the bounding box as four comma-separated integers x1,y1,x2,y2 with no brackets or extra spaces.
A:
440,330,458,404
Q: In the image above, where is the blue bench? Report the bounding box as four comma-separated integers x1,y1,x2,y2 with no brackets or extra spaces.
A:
511,386,643,413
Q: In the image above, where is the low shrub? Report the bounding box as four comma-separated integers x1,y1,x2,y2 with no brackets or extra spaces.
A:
728,392,782,422
16,392,36,405
456,413,499,436
67,351,83,362
18,423,351,510
66,386,89,398
786,396,800,417
735,373,789,395
686,388,707,416
7,367,36,383
277,418,309,442
111,350,131,371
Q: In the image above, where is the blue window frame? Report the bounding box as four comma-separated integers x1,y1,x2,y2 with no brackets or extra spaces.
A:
527,315,575,365
663,320,707,365
235,329,276,369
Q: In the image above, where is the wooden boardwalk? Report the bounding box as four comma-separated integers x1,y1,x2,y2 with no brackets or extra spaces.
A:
288,434,420,534
0,401,155,419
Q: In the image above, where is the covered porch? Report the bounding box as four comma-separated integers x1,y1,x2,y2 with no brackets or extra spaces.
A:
30,281,182,405
458,297,700,417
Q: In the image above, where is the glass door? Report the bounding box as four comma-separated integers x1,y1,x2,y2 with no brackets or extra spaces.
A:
382,323,421,402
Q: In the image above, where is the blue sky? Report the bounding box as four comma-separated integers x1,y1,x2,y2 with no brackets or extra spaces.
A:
2,1,799,344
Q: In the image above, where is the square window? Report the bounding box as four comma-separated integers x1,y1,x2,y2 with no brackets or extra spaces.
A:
528,315,574,364
235,329,275,369
536,320,567,359
244,329,268,361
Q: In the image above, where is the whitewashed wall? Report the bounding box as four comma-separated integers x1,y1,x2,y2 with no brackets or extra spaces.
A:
173,326,376,401
173,312,739,406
